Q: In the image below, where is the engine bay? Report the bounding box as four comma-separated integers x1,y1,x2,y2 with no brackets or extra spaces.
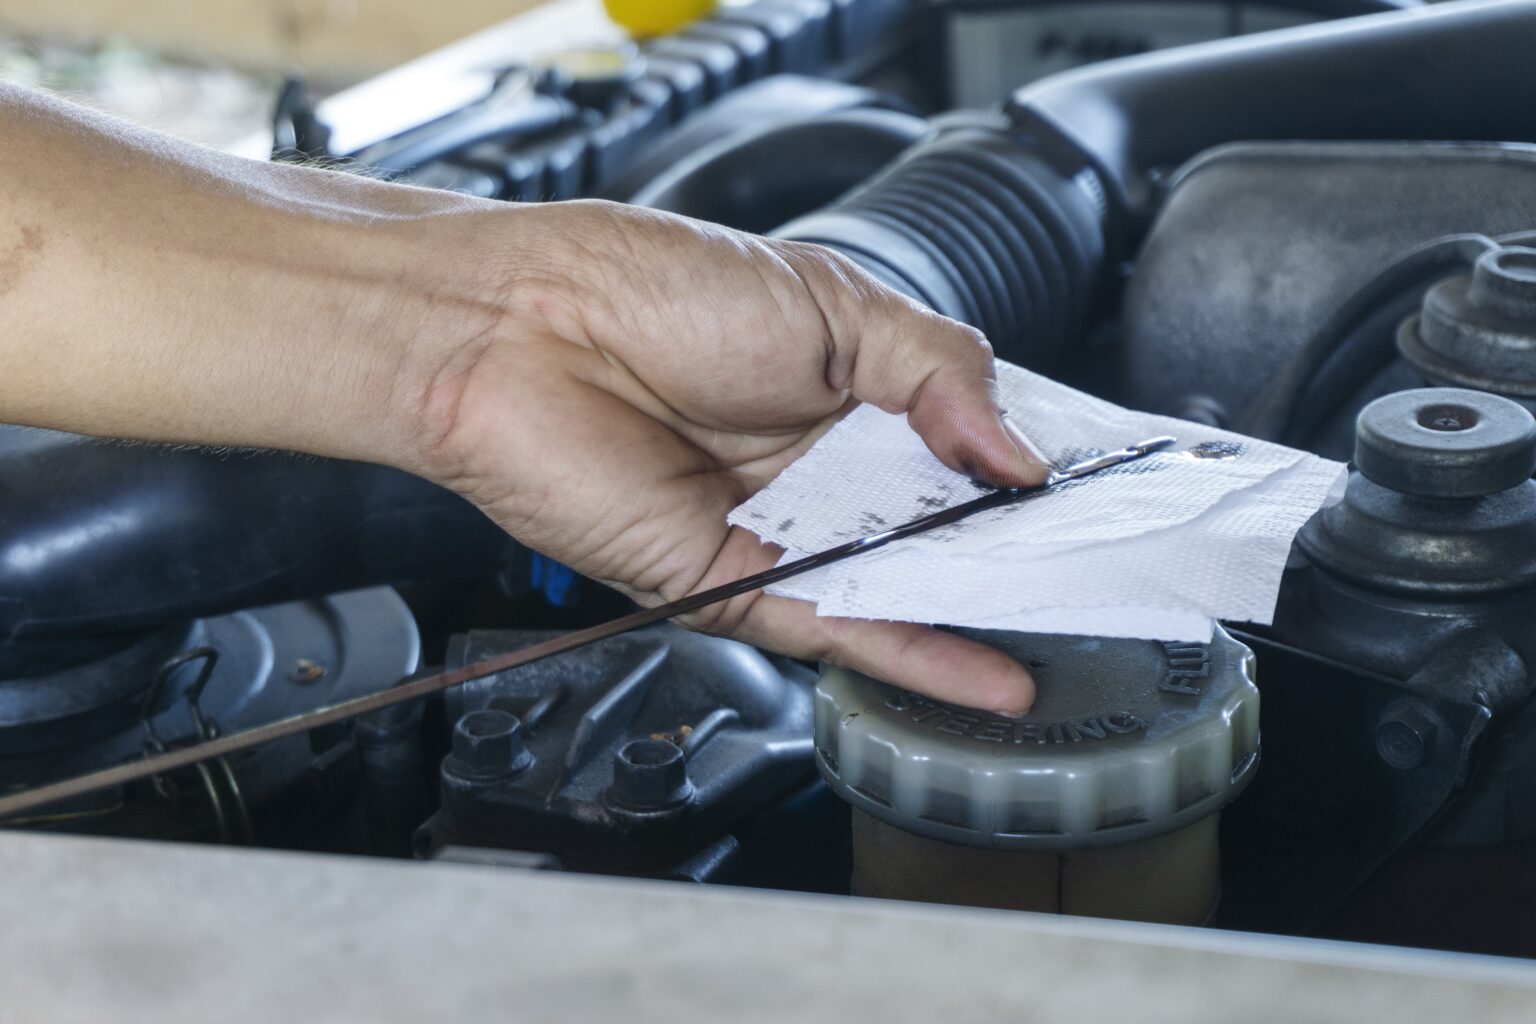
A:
7,0,1536,969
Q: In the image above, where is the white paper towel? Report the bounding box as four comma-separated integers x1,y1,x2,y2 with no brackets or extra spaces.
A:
728,362,1347,641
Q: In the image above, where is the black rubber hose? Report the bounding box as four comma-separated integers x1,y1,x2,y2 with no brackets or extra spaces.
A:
773,113,1108,368
768,1,1527,368
0,429,514,675
626,107,928,233
1252,229,1536,448
1011,0,1536,231
1257,234,1499,446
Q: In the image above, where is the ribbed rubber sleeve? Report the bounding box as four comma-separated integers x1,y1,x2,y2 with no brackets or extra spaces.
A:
773,118,1107,368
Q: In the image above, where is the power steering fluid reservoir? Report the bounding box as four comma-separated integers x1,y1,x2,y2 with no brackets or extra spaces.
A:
816,627,1260,924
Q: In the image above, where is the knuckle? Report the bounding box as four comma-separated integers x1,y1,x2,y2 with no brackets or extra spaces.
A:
786,241,879,296
808,616,854,666
817,246,865,281
675,591,751,638
953,321,994,358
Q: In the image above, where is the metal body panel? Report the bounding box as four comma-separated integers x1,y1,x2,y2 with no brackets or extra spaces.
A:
1,830,1534,1022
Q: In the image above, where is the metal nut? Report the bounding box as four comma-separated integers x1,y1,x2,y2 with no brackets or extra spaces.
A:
449,709,532,779
608,738,693,811
1375,699,1442,771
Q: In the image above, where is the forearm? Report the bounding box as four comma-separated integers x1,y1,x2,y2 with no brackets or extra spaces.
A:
0,83,511,466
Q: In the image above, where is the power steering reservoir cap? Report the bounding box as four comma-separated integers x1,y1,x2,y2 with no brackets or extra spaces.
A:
815,626,1259,851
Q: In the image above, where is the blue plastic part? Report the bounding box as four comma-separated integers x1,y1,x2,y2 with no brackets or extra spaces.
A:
529,553,581,608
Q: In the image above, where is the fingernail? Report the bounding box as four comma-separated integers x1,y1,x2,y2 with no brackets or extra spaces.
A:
995,709,1028,720
1002,414,1051,469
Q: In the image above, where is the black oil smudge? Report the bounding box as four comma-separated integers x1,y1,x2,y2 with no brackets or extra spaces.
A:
1187,440,1245,460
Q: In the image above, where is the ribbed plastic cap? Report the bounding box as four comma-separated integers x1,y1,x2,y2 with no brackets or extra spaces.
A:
815,627,1260,850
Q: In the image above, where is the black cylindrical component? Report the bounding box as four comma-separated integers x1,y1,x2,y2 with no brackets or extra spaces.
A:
1297,388,1536,596
774,113,1107,368
1375,698,1442,772
683,22,772,82
644,36,742,99
641,57,707,120
1352,388,1536,498
715,0,834,73
1399,245,1536,404
1012,0,1536,220
355,700,429,856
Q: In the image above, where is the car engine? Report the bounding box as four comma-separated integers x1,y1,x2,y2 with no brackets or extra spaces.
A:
7,0,1536,966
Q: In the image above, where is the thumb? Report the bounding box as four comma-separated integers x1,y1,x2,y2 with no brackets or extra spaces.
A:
783,241,1050,488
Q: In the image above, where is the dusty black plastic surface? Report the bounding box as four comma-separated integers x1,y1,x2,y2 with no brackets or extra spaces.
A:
421,625,817,871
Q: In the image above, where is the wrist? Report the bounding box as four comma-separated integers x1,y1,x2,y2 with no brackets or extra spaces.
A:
371,202,560,485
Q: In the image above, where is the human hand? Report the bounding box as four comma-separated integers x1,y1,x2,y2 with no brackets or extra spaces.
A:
406,201,1049,714
0,86,1044,713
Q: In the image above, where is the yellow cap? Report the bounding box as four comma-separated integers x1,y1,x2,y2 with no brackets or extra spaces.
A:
602,0,718,38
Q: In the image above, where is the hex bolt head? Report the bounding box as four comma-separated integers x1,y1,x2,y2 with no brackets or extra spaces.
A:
1376,699,1442,771
608,738,694,811
449,709,532,780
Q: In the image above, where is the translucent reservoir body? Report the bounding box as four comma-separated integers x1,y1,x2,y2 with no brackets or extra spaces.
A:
816,627,1260,925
